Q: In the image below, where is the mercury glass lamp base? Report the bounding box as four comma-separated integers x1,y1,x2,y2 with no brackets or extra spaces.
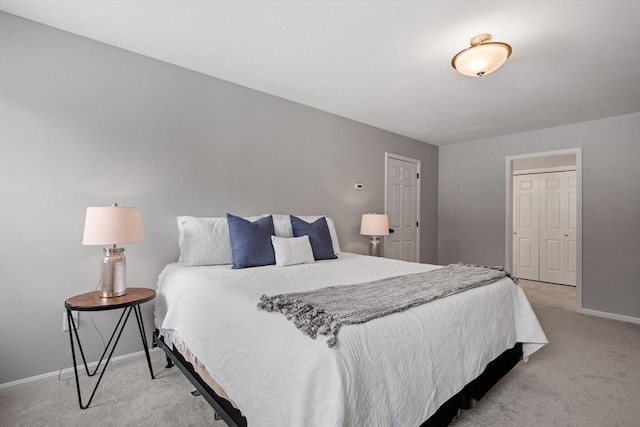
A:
369,236,382,257
100,247,127,298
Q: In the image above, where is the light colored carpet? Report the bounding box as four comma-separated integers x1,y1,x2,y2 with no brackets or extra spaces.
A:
518,279,576,312
1,287,638,427
451,301,640,427
0,350,224,427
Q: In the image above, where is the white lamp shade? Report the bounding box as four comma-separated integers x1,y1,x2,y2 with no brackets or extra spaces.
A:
360,213,390,236
83,207,144,245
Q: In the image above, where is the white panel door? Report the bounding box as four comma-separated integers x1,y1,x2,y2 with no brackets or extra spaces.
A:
564,171,577,285
513,175,540,280
385,156,419,262
540,172,565,284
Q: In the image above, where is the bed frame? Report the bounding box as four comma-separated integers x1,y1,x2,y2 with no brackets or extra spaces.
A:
153,329,522,427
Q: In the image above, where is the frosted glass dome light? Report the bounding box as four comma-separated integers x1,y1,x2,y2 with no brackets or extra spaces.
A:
452,34,512,77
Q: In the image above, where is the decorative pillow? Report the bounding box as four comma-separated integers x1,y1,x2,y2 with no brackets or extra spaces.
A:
227,213,276,269
290,215,338,261
177,215,263,266
271,235,315,267
281,215,341,255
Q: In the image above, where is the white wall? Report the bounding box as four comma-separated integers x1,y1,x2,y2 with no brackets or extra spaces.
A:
439,113,640,319
0,13,439,384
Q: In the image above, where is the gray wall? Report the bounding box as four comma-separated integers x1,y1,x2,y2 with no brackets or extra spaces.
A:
0,13,438,384
439,113,640,318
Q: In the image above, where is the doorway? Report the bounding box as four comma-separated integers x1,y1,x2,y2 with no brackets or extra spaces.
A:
384,153,420,262
505,148,583,312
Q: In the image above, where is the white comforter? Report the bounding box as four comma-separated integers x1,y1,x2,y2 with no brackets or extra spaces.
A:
155,253,547,427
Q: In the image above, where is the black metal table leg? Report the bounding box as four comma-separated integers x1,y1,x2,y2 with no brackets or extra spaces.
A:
134,305,155,379
64,287,156,410
67,306,134,409
69,308,129,378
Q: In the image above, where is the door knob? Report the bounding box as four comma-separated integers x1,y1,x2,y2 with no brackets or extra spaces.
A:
564,234,568,237
513,232,516,235
389,229,395,234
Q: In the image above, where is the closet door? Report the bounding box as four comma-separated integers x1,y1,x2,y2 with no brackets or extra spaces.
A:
513,175,539,280
540,172,566,284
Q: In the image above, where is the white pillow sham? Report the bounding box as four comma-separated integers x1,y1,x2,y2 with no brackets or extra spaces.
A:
271,235,315,267
177,214,340,266
177,215,254,266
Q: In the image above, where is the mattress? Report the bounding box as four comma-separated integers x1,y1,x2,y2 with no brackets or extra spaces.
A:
155,253,547,426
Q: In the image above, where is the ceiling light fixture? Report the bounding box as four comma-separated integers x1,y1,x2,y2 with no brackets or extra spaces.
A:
451,33,512,77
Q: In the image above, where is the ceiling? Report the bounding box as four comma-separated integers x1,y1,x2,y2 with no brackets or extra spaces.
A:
1,1,639,146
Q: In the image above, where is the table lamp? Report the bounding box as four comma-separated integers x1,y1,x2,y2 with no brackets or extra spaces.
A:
360,213,389,257
82,203,144,297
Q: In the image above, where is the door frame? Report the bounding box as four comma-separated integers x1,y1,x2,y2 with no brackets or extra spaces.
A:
505,148,583,312
384,152,421,262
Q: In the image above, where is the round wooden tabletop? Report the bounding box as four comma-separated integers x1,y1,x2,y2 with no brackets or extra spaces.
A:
65,287,155,311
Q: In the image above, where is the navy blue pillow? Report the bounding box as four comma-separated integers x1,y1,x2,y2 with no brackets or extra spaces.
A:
227,214,276,269
290,216,337,261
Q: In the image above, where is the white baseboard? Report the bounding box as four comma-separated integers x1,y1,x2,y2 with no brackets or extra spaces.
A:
0,347,161,392
581,308,640,325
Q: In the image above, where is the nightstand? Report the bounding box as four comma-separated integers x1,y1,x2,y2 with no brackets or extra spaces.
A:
64,287,155,409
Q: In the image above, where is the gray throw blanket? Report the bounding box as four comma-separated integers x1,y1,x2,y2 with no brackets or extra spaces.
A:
257,263,515,348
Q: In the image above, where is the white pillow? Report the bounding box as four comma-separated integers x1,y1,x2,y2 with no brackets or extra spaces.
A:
271,235,315,267
177,215,263,266
271,214,295,237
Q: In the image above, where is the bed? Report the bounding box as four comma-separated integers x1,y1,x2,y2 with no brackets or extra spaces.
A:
153,214,547,426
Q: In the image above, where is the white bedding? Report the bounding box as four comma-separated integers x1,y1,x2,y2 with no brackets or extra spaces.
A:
155,253,547,427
